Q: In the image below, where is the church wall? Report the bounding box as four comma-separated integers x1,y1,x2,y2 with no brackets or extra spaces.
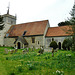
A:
45,36,71,48
0,37,4,46
4,38,15,47
43,21,50,47
4,36,44,49
25,36,44,49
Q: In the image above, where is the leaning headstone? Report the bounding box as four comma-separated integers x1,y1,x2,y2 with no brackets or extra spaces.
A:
10,50,14,54
38,46,44,54
4,48,8,54
14,49,18,53
14,48,18,53
31,47,34,51
22,50,26,54
27,47,29,52
52,48,54,57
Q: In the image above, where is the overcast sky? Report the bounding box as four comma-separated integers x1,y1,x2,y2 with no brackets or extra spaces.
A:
0,0,74,27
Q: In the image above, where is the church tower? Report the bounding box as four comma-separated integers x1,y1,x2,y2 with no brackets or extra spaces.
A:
2,6,16,31
0,6,16,46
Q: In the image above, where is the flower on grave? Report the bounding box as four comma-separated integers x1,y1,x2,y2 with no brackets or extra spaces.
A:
56,70,64,75
56,70,60,73
66,54,71,57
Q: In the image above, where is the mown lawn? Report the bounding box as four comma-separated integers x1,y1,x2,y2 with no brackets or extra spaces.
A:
0,47,75,75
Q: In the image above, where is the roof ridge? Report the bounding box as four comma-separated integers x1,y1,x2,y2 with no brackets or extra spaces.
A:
16,20,48,25
49,25,70,29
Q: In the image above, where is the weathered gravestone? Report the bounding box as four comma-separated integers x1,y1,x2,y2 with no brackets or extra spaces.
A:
4,48,8,54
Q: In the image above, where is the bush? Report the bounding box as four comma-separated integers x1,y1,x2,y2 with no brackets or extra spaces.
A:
62,39,72,50
62,39,67,50
50,41,58,49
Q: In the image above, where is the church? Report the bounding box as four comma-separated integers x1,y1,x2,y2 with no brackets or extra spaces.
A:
0,7,73,49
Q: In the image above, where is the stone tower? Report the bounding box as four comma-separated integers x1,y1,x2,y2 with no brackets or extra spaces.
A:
0,7,16,46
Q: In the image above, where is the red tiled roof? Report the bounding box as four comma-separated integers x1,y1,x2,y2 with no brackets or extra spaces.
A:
7,20,48,37
46,26,72,37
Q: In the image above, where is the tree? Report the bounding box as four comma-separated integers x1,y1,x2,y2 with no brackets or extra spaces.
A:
0,15,4,30
58,3,75,51
58,21,70,26
69,3,75,51
62,39,72,50
50,41,58,50
69,17,75,51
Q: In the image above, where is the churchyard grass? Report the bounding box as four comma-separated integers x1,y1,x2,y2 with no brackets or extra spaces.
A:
0,47,75,75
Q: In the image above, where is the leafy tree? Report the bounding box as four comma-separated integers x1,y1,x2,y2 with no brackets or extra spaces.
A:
69,4,75,51
62,39,67,50
50,41,58,50
68,18,75,51
58,21,70,26
62,39,72,50
58,3,75,51
0,15,4,30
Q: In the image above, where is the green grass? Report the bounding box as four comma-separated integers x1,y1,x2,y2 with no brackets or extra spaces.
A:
0,47,75,75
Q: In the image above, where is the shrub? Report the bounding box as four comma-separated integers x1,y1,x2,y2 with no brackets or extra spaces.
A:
62,39,67,50
62,39,72,50
50,41,58,49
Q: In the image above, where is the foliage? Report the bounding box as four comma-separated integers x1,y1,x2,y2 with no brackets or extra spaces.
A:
58,3,75,51
58,21,71,26
0,15,4,30
69,11,75,51
50,41,58,49
62,38,72,50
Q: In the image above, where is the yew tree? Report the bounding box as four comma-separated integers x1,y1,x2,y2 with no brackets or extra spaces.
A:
0,15,4,30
